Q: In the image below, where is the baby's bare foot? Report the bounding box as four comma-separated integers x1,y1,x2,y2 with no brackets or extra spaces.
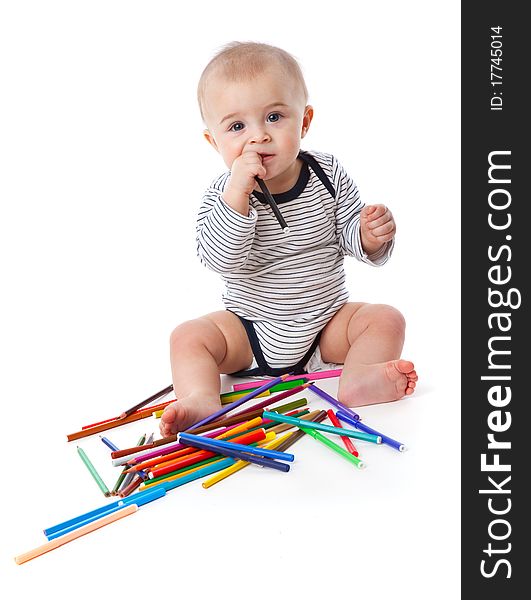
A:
159,394,222,436
339,359,418,407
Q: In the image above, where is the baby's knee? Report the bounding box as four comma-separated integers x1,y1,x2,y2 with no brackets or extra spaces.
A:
169,319,207,350
373,304,406,335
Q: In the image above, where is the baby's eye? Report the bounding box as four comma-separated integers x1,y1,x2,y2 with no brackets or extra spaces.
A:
267,113,282,123
229,122,245,132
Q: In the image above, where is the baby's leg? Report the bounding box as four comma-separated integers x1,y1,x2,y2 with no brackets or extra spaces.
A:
319,303,418,407
159,311,252,436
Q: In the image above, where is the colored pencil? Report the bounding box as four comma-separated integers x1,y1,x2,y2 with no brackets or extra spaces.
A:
111,436,175,460
326,410,359,456
99,435,119,452
185,373,291,431
273,410,328,453
111,433,145,495
119,384,174,419
255,176,290,233
113,419,260,468
202,431,293,488
177,434,290,473
261,411,381,443
142,456,229,489
149,457,236,492
15,505,138,565
336,410,406,452
118,471,148,498
141,434,276,488
127,424,267,474
232,369,343,391
43,486,166,538
299,425,366,469
149,430,268,478
188,397,308,436
307,383,361,420
68,402,173,442
81,399,175,430
230,383,310,418
220,389,270,404
76,446,111,497
117,434,150,493
228,378,308,397
178,431,295,462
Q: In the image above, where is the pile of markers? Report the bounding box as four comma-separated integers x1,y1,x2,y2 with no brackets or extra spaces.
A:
14,370,405,564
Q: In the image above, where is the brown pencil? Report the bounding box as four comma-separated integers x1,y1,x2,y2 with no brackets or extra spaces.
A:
67,404,170,442
111,434,178,459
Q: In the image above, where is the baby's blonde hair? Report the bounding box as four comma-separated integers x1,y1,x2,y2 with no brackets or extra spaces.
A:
197,41,308,122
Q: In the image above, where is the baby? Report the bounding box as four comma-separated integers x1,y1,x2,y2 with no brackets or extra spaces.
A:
160,42,417,436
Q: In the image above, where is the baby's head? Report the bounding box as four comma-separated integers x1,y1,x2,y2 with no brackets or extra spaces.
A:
198,42,313,183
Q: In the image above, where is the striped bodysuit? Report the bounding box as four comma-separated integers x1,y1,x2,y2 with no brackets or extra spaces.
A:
196,151,393,376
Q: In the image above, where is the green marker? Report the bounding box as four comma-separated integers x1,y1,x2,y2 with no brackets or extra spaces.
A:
77,446,111,497
300,426,366,469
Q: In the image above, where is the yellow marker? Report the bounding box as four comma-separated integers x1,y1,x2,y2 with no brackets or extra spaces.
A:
202,431,291,489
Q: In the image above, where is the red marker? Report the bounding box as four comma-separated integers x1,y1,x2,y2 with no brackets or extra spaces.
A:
326,409,359,457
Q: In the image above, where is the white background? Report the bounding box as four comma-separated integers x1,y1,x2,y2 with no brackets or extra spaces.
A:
0,1,460,598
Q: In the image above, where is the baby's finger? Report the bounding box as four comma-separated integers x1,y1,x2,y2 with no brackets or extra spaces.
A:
367,210,393,230
368,221,395,240
366,204,387,220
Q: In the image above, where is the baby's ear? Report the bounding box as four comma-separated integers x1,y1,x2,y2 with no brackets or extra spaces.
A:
203,129,218,152
301,105,314,139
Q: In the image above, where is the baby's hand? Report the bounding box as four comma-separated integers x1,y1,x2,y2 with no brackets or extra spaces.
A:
227,151,267,197
360,204,396,255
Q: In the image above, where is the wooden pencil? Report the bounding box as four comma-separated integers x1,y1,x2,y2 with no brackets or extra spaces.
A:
111,433,146,495
119,384,174,419
68,403,170,442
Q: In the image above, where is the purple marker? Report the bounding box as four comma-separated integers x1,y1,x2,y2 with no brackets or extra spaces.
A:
308,384,360,421
185,373,292,431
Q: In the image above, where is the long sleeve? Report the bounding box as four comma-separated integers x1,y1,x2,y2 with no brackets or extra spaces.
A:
196,177,258,274
331,155,394,266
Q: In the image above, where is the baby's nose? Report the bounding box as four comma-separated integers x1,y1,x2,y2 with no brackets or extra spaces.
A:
248,128,271,144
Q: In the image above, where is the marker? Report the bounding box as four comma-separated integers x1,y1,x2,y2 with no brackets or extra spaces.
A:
255,177,290,233
15,505,138,565
308,384,361,421
178,432,295,462
261,411,381,443
185,373,291,431
336,410,406,452
300,425,366,469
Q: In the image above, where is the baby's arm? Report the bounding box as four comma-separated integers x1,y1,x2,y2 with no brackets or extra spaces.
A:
331,154,394,265
222,151,266,216
195,190,256,274
360,204,396,256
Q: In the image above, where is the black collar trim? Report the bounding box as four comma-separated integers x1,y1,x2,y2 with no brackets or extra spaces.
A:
252,155,310,205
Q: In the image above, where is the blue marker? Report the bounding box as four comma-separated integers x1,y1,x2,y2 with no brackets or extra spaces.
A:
178,431,294,462
336,410,406,452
